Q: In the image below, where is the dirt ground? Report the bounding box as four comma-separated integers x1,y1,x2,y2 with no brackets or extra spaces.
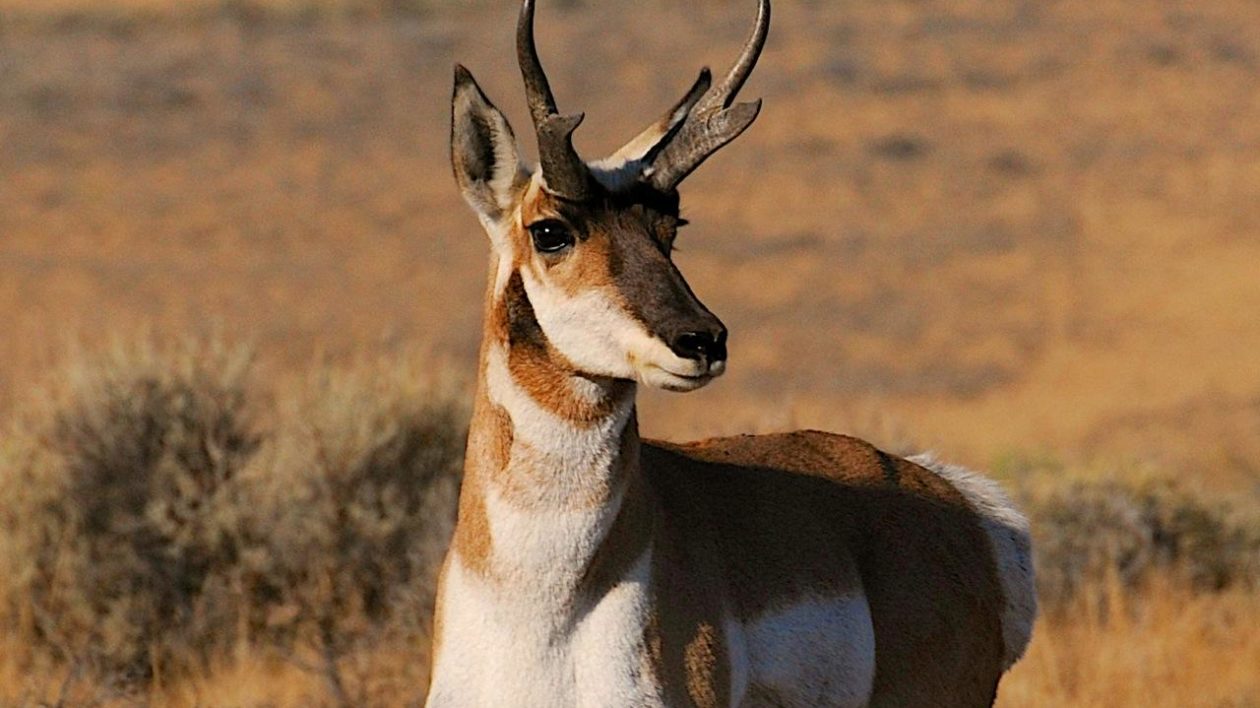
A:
3,0,1260,481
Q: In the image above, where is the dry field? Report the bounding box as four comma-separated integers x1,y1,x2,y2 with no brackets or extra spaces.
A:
2,0,1259,705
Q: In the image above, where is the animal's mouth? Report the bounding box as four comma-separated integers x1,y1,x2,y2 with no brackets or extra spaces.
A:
641,360,725,392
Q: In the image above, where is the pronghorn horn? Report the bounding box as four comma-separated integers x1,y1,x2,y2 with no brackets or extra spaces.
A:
603,69,712,168
647,0,770,191
517,0,593,202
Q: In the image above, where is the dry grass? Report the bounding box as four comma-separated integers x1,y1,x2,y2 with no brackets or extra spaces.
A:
1003,455,1260,603
6,585,1257,708
1000,580,1260,707
1,340,260,679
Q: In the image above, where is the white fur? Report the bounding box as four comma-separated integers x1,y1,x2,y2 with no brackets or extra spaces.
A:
429,343,661,707
427,556,577,706
431,550,666,708
483,480,622,583
572,547,666,706
910,453,1037,668
589,158,647,192
742,596,876,708
518,268,719,391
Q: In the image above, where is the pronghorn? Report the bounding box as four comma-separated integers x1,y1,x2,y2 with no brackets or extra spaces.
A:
428,0,1036,705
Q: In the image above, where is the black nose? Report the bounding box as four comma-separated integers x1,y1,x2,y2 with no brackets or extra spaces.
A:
670,329,728,363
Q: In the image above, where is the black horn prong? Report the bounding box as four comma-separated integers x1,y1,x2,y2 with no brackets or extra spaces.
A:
598,69,713,171
645,0,771,191
697,0,771,114
516,0,593,201
517,0,557,123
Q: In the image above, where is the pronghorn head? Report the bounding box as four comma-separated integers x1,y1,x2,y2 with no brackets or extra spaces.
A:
451,0,769,393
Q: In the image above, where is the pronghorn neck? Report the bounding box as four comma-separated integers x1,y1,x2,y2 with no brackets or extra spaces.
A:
451,256,649,602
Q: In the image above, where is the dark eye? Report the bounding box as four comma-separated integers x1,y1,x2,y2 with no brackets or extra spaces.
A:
528,220,575,254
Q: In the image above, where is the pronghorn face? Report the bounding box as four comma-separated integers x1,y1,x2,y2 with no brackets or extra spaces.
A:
514,173,727,392
450,0,768,392
451,70,726,392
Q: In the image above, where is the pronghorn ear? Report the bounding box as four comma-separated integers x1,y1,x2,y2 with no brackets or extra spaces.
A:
451,65,528,223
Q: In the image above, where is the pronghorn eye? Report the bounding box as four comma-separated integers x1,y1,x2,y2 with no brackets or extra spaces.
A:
528,220,575,254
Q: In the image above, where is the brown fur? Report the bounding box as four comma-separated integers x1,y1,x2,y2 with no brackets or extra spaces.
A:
683,622,723,707
445,268,517,579
644,527,734,707
644,433,1008,707
449,391,502,578
446,261,639,584
442,426,1011,705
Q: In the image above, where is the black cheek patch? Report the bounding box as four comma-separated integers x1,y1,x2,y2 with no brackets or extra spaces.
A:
504,270,549,353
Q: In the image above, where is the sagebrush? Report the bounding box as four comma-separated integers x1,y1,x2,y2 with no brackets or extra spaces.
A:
0,342,465,701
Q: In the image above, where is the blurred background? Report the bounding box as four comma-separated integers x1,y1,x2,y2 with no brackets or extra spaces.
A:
1,0,1258,705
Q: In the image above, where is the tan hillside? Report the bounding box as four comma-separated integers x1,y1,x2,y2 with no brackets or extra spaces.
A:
5,0,1260,477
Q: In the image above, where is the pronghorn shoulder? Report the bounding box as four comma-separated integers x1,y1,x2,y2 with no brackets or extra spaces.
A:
639,433,875,618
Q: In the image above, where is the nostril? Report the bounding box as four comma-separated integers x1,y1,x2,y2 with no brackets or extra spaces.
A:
672,330,727,363
710,330,728,362
672,331,714,361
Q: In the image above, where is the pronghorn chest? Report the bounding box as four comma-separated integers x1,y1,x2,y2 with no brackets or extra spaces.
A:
428,549,664,708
